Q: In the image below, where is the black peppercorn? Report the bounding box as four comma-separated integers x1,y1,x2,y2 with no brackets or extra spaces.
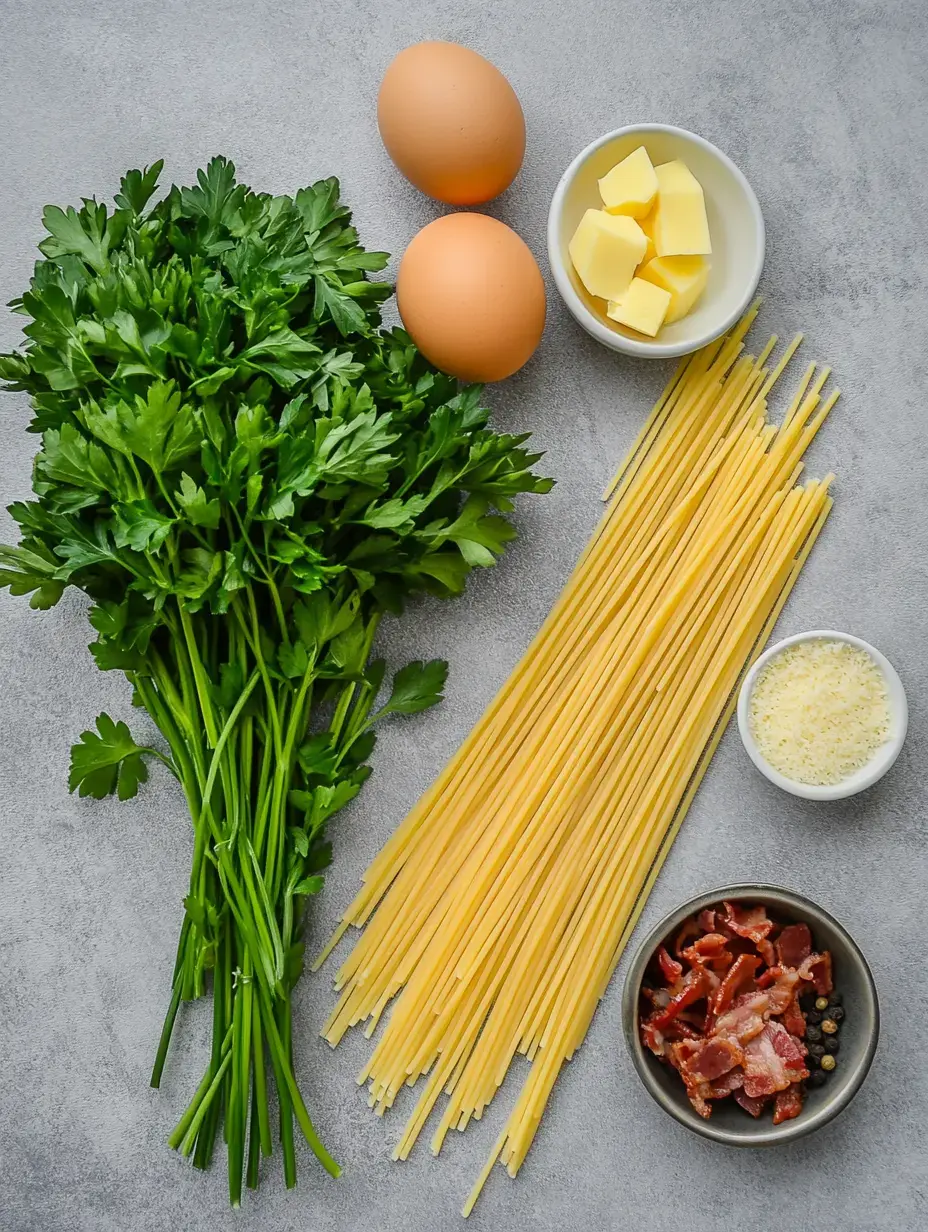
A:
808,1042,826,1060
799,992,816,1013
806,1010,822,1025
828,1005,845,1023
827,992,843,1007
806,1024,823,1043
824,1036,840,1054
806,1070,827,1088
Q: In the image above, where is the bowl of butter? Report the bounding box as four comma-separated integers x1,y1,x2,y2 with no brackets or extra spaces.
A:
547,124,764,358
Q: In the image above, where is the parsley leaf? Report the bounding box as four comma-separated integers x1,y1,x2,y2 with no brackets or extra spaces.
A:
175,473,221,529
374,659,449,719
68,713,151,800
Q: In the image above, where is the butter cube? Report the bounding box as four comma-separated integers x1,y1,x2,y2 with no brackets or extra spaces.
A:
568,210,647,301
652,161,711,256
637,209,657,264
598,146,658,219
607,278,671,337
637,255,710,323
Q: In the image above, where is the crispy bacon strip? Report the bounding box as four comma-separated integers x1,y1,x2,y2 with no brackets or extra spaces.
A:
798,951,834,996
777,922,812,968
782,995,806,1038
673,917,702,957
640,1012,702,1057
773,1084,804,1124
657,945,683,984
723,900,775,944
734,1088,769,1118
709,1068,744,1099
677,1036,744,1082
649,967,713,1030
742,1022,808,1098
681,932,733,972
711,953,761,1016
711,989,770,1045
754,965,800,1014
758,938,777,968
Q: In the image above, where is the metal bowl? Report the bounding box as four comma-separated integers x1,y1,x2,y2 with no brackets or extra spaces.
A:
621,884,879,1146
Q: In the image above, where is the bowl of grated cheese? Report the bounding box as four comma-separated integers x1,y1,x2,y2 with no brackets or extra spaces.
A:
737,630,907,801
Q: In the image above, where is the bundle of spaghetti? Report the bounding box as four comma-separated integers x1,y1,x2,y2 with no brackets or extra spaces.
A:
317,307,839,1215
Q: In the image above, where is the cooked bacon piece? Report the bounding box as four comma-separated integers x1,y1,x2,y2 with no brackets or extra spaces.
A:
674,916,702,956
742,1022,808,1098
709,1068,744,1098
773,1083,804,1124
681,932,733,972
697,908,718,932
734,1088,770,1117
649,967,713,1029
754,965,800,1014
676,1036,744,1082
641,1017,666,1057
640,1011,702,1057
798,951,834,996
667,1040,713,1118
777,922,812,968
711,953,761,1016
657,945,683,984
723,900,775,945
640,984,671,1010
758,938,777,968
782,995,806,1038
676,1008,708,1028
711,990,770,1045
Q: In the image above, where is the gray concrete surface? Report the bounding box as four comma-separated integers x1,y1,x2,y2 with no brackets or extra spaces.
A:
2,2,926,1229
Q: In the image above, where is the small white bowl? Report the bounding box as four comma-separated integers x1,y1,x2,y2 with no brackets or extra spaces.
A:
737,630,908,801
547,124,765,358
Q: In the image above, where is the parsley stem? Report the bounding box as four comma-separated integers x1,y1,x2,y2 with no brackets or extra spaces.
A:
179,1048,232,1156
150,979,183,1090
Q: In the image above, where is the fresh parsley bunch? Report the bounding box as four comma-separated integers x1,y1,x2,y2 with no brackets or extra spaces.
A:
0,158,551,1204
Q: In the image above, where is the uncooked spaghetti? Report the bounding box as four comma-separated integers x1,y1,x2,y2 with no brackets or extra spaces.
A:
317,305,838,1215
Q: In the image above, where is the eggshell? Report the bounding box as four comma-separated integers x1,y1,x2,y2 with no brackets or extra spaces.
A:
378,41,525,205
397,213,545,383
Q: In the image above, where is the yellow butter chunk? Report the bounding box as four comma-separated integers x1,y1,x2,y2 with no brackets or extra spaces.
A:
638,255,710,323
568,209,647,301
598,146,658,219
652,161,711,256
637,209,657,264
607,277,671,336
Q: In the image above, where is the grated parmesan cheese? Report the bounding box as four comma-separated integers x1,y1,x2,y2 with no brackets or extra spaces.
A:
748,639,891,786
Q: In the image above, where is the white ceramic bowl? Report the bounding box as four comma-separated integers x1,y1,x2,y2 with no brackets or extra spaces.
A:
547,124,765,358
737,630,908,801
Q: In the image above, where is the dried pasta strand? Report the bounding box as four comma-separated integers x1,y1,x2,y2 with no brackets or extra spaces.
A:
319,310,839,1215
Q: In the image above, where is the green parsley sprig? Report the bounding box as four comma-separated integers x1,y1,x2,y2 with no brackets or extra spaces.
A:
0,158,552,1204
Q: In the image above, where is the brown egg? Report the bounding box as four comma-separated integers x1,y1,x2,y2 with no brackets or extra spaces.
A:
378,41,525,205
397,213,545,383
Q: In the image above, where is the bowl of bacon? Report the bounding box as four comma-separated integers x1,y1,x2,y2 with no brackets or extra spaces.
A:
621,885,879,1146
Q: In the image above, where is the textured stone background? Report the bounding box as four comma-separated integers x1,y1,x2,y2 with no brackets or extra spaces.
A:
2,2,926,1229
